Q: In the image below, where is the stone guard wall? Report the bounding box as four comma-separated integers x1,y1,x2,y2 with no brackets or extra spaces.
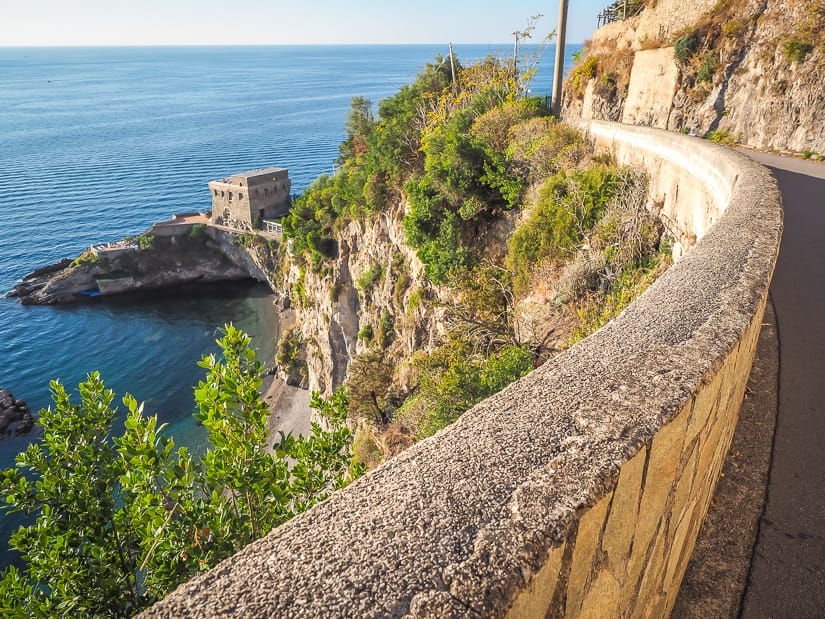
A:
142,122,782,618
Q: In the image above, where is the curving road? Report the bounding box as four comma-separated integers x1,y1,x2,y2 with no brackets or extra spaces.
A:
739,151,825,618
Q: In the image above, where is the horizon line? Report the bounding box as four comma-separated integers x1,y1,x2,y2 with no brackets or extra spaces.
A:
0,41,585,49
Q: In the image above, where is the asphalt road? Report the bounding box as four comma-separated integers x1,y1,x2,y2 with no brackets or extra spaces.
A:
739,151,825,619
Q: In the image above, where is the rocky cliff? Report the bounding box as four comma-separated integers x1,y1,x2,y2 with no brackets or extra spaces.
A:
282,202,445,397
565,0,825,155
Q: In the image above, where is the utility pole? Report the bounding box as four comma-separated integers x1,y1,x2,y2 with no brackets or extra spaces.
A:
551,0,569,117
448,42,457,91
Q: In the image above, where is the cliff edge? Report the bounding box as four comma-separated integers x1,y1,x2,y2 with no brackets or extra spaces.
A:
564,0,824,156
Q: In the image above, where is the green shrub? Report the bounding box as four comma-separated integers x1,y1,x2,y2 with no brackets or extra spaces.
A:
399,340,534,438
406,288,424,315
783,40,814,63
705,128,736,145
393,272,411,304
569,55,598,90
0,326,357,616
136,233,154,250
358,323,374,342
188,223,207,239
507,165,624,292
356,262,384,293
674,31,698,65
377,309,395,349
697,52,718,83
70,249,99,267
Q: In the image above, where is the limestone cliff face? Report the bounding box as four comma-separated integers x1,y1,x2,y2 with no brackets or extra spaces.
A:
283,202,444,395
565,0,825,154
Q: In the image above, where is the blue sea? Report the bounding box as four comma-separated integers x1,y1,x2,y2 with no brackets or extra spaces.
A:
0,44,580,562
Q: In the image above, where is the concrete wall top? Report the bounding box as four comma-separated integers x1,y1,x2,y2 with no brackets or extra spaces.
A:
142,122,782,618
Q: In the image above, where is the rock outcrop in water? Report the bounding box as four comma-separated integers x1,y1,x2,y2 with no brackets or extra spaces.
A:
0,388,34,438
8,218,277,305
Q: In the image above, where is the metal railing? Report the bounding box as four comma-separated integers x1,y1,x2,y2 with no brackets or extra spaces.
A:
597,0,646,27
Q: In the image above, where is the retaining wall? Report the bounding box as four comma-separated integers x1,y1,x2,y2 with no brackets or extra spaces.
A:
142,121,782,618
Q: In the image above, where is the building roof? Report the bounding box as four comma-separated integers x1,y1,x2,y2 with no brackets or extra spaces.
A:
209,166,289,187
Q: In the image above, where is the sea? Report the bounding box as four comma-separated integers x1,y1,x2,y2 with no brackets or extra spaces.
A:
0,44,580,563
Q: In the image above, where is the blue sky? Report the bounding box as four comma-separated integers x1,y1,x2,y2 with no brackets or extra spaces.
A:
2,1,606,46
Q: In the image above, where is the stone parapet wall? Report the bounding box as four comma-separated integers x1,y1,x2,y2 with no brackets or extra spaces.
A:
141,122,782,618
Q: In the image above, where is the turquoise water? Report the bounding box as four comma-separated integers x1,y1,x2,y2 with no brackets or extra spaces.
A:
0,44,580,562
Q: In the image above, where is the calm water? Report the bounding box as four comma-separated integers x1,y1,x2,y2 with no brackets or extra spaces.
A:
0,44,580,561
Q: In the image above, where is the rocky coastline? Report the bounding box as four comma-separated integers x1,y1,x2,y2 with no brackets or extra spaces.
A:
0,388,34,438
6,216,279,305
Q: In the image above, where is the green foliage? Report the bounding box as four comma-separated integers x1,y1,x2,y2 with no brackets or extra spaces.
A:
136,234,154,250
377,309,395,349
444,261,518,353
406,288,424,315
783,40,814,63
507,165,624,292
188,223,207,239
285,52,553,284
570,254,668,343
70,249,100,267
357,323,374,342
292,266,307,308
674,31,699,65
345,351,394,425
355,262,384,294
506,117,591,182
568,55,598,92
393,272,411,304
0,326,357,616
275,327,304,376
398,340,534,438
705,128,736,145
0,375,143,616
696,52,718,83
403,176,469,283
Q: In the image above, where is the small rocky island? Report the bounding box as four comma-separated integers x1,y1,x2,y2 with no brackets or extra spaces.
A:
8,167,290,305
0,388,34,438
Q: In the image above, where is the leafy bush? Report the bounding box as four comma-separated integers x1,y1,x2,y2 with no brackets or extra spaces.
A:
377,309,395,349
783,40,814,63
674,31,699,65
0,326,357,616
136,233,154,250
696,52,718,83
705,128,736,145
355,262,384,294
357,323,374,342
507,165,624,292
70,249,99,267
397,340,534,438
393,272,411,304
568,55,599,93
188,223,207,239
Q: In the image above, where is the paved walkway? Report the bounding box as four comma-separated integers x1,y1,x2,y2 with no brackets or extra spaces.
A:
739,151,825,618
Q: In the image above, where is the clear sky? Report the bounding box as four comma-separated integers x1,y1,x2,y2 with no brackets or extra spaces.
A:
2,1,606,47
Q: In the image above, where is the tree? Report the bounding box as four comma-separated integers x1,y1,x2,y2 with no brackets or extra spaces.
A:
0,325,357,617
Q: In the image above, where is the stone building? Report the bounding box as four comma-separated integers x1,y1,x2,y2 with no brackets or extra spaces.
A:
208,167,291,230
